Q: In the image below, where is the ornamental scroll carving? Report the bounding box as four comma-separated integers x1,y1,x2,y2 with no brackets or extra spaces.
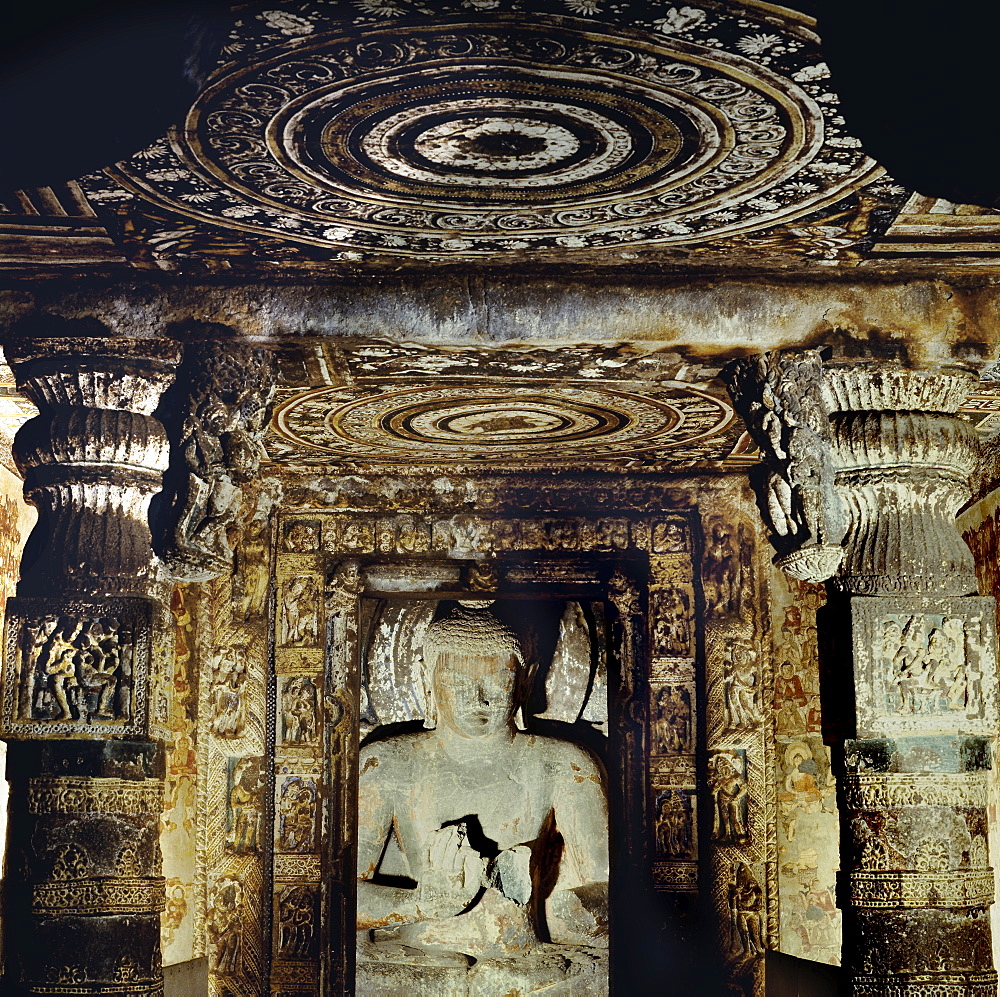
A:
725,350,846,583
158,341,276,582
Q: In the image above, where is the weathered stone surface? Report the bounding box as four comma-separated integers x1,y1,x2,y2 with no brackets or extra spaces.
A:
3,336,179,599
4,739,165,996
356,604,609,990
156,340,275,582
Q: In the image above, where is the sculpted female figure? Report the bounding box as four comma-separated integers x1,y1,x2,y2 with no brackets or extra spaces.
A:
356,603,609,967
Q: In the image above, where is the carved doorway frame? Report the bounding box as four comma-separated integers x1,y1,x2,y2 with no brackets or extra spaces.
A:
267,488,776,996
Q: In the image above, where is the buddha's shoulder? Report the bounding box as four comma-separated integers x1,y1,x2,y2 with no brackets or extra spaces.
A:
359,730,434,767
517,732,602,774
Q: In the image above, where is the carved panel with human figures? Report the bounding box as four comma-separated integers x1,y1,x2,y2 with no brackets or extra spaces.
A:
2,596,150,739
851,596,998,737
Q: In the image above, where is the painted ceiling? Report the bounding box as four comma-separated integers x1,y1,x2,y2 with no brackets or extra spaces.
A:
265,340,1000,472
3,0,1000,274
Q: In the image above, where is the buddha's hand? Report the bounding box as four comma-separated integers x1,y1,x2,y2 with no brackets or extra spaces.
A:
416,824,484,920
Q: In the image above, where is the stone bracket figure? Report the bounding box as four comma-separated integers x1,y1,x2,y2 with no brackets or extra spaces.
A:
725,350,847,582
156,339,275,582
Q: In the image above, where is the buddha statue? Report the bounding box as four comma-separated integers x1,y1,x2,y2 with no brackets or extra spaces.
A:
356,602,609,994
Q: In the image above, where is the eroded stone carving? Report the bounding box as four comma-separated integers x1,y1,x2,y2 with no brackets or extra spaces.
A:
725,350,847,582
3,598,150,739
282,576,320,647
159,341,275,582
708,749,749,844
851,597,997,737
356,603,608,994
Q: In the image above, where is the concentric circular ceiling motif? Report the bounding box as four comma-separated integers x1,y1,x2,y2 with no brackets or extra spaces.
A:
272,383,733,463
90,0,879,257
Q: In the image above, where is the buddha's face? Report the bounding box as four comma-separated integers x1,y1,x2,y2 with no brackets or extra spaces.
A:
433,651,518,738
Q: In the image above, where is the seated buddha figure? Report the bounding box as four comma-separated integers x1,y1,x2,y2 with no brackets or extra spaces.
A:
356,603,609,986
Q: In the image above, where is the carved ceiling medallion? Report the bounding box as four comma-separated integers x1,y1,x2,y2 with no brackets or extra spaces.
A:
271,382,734,464
82,0,879,260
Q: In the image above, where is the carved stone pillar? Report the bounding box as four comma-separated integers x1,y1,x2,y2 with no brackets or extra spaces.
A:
725,357,998,996
0,336,180,996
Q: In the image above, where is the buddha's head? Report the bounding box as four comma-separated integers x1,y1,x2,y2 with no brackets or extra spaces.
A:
424,603,526,739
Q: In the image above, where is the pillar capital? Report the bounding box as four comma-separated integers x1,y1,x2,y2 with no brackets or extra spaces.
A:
5,335,182,600
724,355,980,595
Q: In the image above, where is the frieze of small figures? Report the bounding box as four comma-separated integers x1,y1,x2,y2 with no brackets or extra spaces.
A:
276,649,323,676
851,597,998,737
842,772,990,811
28,777,165,816
32,877,167,915
271,963,322,983
2,597,152,740
849,870,995,909
851,973,998,997
650,756,697,783
281,474,697,516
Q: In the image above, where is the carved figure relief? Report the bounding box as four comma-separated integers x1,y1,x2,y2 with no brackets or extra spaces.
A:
278,776,318,853
878,614,977,715
281,576,320,647
226,757,265,854
3,598,151,738
208,878,243,975
22,615,126,723
209,647,247,738
653,685,692,755
654,789,695,860
159,343,276,581
281,677,319,745
723,639,759,731
703,520,746,618
724,350,847,583
729,863,764,959
651,587,692,657
709,750,749,844
284,520,321,553
853,598,998,737
277,885,318,960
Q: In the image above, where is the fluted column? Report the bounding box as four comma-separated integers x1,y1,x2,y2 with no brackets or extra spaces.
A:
725,357,998,997
0,335,181,997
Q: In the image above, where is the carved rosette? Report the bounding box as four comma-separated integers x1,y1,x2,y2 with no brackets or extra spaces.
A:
4,337,180,599
3,741,166,995
826,365,979,597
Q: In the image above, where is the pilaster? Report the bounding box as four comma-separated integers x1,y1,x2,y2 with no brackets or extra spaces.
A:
726,357,998,996
0,335,179,997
